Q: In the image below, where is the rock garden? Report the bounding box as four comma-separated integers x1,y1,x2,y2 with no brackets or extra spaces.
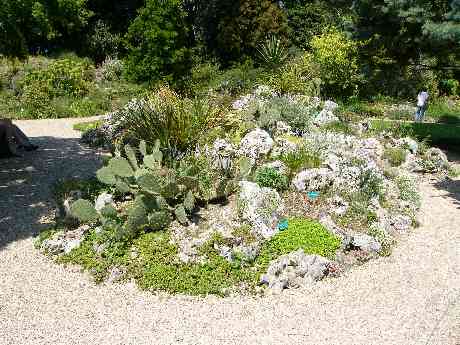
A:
36,85,455,296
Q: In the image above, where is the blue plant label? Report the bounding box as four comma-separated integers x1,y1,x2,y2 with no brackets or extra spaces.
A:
307,191,320,199
278,219,289,231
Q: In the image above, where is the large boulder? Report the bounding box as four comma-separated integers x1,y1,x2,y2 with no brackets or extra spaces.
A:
396,137,419,154
238,129,274,163
238,181,284,239
292,168,334,192
313,100,339,126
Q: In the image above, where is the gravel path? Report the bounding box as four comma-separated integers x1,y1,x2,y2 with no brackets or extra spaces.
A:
0,118,459,345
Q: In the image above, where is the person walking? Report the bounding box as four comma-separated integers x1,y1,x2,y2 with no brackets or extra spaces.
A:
415,89,429,122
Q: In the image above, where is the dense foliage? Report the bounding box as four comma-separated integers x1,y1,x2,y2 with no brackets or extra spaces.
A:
124,0,192,83
1,0,458,100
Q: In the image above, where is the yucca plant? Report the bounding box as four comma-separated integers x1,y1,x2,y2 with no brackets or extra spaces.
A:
117,87,223,160
257,35,288,69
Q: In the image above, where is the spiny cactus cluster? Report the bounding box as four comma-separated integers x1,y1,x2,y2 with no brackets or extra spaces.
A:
70,140,200,236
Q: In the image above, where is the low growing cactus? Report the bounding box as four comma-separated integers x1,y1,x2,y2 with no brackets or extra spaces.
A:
71,140,199,236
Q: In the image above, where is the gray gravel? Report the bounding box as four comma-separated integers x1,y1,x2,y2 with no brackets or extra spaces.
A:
0,118,459,345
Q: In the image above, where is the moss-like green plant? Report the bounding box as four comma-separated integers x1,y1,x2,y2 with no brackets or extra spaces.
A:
255,166,289,191
133,232,255,296
256,218,341,269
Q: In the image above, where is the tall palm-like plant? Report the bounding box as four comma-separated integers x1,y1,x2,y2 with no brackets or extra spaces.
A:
257,35,288,69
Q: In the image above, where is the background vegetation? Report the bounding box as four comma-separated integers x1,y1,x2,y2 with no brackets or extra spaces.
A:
0,0,459,124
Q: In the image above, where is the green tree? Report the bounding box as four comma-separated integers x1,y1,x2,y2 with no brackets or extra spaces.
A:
124,0,192,83
283,0,351,49
0,0,29,58
310,30,361,97
352,0,454,67
423,0,460,52
185,0,288,64
0,0,92,57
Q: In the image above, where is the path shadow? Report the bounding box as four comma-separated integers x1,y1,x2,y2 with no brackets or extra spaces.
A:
433,177,460,210
0,136,102,249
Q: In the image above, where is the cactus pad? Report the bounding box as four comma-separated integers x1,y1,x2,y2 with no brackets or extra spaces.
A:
109,157,134,177
70,199,99,223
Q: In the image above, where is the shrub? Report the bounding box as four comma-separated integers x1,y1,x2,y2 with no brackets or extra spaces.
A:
21,57,94,98
384,147,407,167
87,20,122,63
310,30,361,98
185,62,221,95
396,175,421,208
439,79,459,96
256,218,341,268
96,57,124,82
268,52,321,95
116,87,224,157
253,96,316,132
124,0,191,84
255,167,289,191
214,61,264,96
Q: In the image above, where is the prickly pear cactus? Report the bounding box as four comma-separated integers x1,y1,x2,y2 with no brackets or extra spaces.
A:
73,139,204,231
70,199,99,223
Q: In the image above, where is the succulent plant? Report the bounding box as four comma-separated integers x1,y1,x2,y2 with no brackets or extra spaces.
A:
71,139,200,232
70,199,99,223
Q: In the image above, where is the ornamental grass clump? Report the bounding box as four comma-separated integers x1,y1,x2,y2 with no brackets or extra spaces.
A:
280,146,322,178
116,87,224,158
384,147,407,167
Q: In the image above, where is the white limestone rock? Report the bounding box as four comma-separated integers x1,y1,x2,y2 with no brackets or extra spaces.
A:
351,233,382,253
238,129,274,163
238,181,284,239
260,249,331,292
95,192,114,213
292,168,334,192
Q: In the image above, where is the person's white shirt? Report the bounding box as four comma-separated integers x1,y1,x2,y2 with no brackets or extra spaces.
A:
417,91,429,107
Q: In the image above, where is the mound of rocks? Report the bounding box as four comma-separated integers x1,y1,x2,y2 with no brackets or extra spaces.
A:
260,249,331,293
40,225,90,255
